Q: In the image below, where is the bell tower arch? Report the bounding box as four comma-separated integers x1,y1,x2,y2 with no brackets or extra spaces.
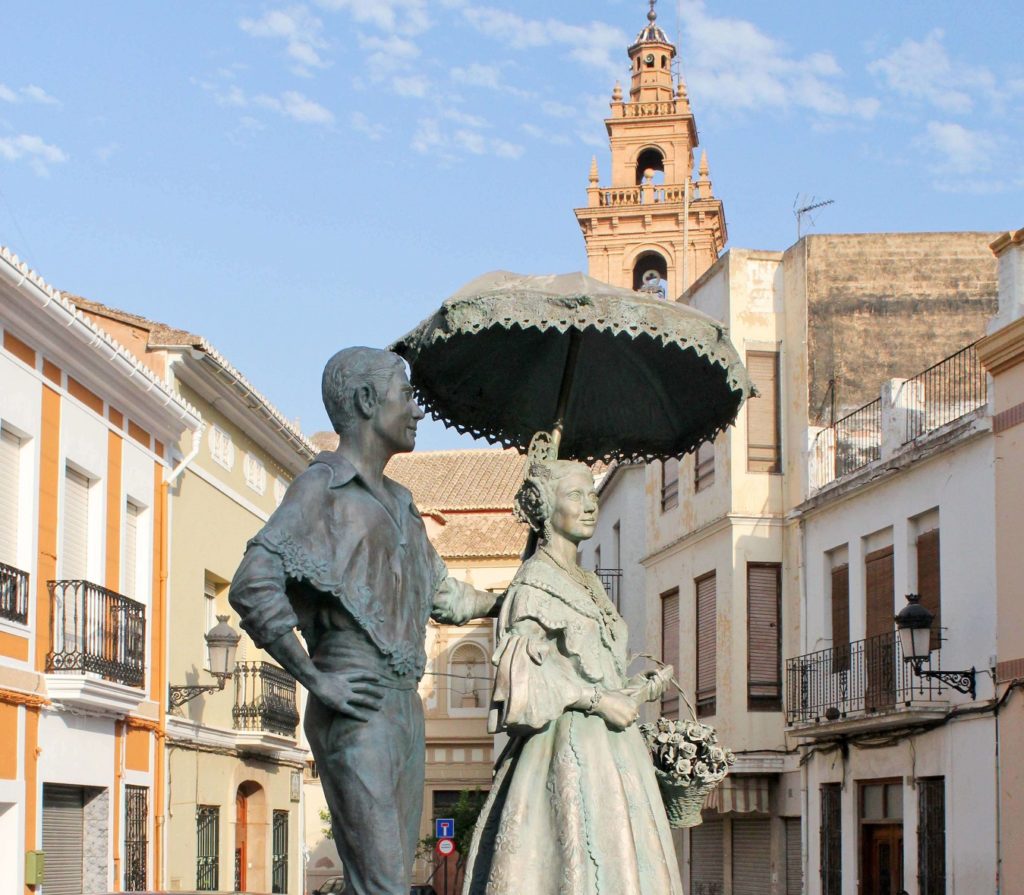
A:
575,0,727,299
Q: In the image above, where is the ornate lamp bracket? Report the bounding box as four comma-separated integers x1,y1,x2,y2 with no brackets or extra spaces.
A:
907,659,977,700
168,675,228,710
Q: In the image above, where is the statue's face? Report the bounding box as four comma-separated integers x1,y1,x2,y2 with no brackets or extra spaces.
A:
371,367,425,454
549,468,598,544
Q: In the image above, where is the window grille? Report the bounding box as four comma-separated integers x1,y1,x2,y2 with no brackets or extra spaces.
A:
918,778,945,895
272,809,289,893
124,785,148,891
820,784,842,895
196,805,220,891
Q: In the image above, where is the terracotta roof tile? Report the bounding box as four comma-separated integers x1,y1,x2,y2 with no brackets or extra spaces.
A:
432,513,528,559
384,448,527,511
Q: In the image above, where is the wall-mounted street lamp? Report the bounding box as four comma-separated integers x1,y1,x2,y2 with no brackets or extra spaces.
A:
895,593,976,699
168,615,241,709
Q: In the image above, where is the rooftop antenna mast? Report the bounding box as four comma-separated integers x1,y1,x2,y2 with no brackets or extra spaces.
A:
794,195,835,240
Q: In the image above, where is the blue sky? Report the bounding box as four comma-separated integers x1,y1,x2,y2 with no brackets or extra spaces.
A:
2,1,1022,450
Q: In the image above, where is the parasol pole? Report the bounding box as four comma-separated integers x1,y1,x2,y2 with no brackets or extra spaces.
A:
549,329,583,458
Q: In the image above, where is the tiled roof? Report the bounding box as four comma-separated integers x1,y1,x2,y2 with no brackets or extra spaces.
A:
386,448,527,511
432,512,528,560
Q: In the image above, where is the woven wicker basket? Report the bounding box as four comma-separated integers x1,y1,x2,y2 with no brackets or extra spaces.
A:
653,765,721,829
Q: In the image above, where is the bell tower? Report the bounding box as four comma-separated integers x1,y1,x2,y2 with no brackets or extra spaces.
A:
574,0,727,299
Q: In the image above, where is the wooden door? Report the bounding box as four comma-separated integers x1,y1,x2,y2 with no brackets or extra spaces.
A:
861,824,903,895
864,547,895,710
235,791,248,892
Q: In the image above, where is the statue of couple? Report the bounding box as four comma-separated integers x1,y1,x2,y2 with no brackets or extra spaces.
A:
230,348,682,895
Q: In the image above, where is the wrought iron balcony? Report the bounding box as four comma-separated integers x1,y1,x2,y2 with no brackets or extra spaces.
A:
595,567,622,608
233,661,299,737
0,561,29,624
46,579,146,688
785,631,948,727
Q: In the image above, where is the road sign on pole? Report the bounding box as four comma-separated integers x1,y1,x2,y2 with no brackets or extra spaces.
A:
436,837,455,858
435,817,455,839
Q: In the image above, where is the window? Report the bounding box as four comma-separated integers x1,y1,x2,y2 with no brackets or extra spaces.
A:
917,528,941,651
124,785,148,892
62,466,91,580
660,457,679,511
204,576,218,632
274,477,287,507
0,426,21,567
123,501,140,599
208,425,235,470
272,810,289,894
695,439,715,491
244,453,267,495
747,351,781,472
449,642,489,709
830,563,850,672
820,784,842,895
696,572,717,717
918,778,945,895
196,805,220,890
865,545,896,710
660,588,679,720
747,563,781,710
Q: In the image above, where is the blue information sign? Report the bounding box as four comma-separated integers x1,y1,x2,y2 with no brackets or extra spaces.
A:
435,817,455,839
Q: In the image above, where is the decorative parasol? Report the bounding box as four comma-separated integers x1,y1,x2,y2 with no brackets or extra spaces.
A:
390,271,754,464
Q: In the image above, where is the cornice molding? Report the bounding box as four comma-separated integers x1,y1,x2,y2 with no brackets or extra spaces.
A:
990,227,1024,256
978,316,1024,374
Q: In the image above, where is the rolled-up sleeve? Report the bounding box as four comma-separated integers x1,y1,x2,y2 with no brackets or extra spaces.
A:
229,543,299,649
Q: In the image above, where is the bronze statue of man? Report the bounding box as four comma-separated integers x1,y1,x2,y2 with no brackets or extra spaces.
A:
230,347,496,894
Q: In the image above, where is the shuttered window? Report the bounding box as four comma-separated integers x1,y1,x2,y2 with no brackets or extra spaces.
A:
661,457,679,510
62,467,90,580
820,784,842,895
689,817,724,895
0,427,21,566
784,817,803,895
831,564,850,672
747,351,781,473
123,501,140,599
917,529,941,651
918,777,945,895
696,572,716,717
42,784,85,895
695,439,715,491
865,546,895,710
865,546,894,638
733,817,772,895
661,588,680,720
748,563,781,710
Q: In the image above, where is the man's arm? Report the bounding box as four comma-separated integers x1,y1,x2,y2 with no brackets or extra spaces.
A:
431,575,504,625
230,543,384,722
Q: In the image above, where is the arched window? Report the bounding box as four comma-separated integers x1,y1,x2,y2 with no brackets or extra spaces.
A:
635,147,665,185
633,251,668,293
662,55,668,68
449,642,489,709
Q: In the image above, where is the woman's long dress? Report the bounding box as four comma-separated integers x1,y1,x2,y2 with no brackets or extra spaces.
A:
462,554,684,895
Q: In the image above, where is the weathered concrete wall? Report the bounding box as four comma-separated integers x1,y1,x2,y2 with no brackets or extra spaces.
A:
804,232,999,420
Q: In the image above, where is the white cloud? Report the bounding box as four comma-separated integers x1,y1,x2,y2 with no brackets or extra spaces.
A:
240,6,330,75
449,62,532,98
444,108,487,129
0,134,68,175
350,111,386,140
0,83,60,105
392,75,429,97
412,116,523,161
521,122,571,146
359,34,420,67
313,0,430,36
920,121,997,175
95,142,120,162
462,8,627,77
540,100,577,119
868,29,1013,114
677,1,877,120
254,90,335,124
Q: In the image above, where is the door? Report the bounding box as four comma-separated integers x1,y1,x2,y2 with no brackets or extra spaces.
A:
732,817,772,895
235,791,248,892
861,824,903,895
42,784,84,895
689,818,724,895
864,546,895,710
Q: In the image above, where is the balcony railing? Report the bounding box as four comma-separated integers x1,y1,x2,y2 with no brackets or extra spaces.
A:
46,579,146,688
0,561,29,624
595,567,622,608
233,661,299,737
901,341,987,443
785,631,946,725
810,399,882,490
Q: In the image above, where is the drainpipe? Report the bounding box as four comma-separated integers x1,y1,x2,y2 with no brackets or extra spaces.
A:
165,424,205,485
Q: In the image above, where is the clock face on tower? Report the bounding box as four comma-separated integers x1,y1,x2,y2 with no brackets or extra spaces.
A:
644,52,655,65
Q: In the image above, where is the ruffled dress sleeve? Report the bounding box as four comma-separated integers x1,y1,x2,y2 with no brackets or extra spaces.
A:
488,583,587,735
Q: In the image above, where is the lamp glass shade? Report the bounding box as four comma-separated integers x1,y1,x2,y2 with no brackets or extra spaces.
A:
895,593,934,661
205,615,241,677
898,624,932,662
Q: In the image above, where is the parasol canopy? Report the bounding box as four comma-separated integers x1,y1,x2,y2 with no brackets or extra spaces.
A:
390,271,754,464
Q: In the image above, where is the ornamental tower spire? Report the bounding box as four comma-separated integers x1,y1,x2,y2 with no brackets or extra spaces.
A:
574,0,727,298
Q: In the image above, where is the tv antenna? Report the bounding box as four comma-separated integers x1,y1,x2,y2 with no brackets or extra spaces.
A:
794,195,835,240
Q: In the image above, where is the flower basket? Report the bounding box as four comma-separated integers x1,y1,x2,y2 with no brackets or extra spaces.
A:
651,766,721,829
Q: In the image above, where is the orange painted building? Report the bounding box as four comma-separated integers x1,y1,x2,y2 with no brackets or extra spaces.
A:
0,246,201,895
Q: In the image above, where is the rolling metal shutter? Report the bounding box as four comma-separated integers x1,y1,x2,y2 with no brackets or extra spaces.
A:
747,563,781,707
746,351,780,472
0,427,20,566
696,573,716,715
732,817,772,895
62,468,90,580
123,502,139,599
661,589,680,719
42,784,84,895
689,818,723,895
785,817,803,895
